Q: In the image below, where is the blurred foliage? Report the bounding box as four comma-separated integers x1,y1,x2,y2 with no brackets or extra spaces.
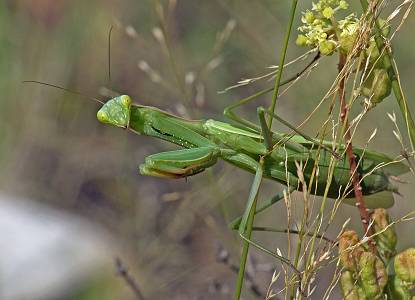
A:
1,0,414,299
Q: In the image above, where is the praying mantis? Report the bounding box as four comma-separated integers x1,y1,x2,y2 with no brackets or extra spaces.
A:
93,91,410,290
94,90,406,242
96,93,408,210
94,89,410,289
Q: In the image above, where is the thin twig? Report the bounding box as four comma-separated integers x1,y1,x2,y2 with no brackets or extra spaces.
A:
216,244,265,298
268,0,299,127
114,257,146,300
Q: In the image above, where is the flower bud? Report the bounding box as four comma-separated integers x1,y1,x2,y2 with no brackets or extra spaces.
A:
339,230,365,271
388,276,413,299
339,32,357,54
322,7,334,19
296,34,308,46
372,208,397,260
340,271,361,300
319,39,336,56
339,0,349,10
394,248,415,283
303,10,314,23
362,68,391,105
365,40,380,63
358,252,388,299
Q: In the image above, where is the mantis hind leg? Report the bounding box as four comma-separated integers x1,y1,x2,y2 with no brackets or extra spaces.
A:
257,106,340,158
139,147,220,179
231,155,299,299
229,187,295,229
233,157,264,300
223,52,321,132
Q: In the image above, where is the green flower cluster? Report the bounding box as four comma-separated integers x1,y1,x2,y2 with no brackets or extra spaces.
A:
296,0,358,55
297,0,393,105
339,209,415,300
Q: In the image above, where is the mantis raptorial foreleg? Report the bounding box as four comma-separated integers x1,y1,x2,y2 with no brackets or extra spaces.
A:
139,147,220,178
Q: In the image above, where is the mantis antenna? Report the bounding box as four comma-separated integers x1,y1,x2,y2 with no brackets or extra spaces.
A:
103,25,124,98
24,26,121,105
22,80,105,105
108,25,114,86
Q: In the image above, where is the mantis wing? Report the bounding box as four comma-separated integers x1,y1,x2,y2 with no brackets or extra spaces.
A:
343,191,395,209
353,149,410,176
287,134,409,176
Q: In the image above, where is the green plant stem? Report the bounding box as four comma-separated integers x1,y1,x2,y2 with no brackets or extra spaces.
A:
233,198,258,300
268,0,299,127
291,194,308,299
360,0,415,150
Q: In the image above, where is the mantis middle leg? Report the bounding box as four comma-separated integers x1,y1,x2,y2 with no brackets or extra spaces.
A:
223,52,321,132
230,155,300,300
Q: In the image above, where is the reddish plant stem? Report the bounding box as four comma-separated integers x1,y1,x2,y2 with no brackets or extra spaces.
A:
337,53,377,253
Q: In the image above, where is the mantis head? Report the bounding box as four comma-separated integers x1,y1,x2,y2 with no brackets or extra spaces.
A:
97,95,132,128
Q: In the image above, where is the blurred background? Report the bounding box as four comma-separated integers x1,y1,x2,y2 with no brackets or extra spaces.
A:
1,0,414,299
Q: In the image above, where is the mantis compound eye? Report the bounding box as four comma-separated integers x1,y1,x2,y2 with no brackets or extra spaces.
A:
121,95,132,107
97,110,109,123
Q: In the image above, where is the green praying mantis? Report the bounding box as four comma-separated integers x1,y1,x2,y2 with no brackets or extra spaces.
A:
92,91,409,284
96,93,408,209
91,90,409,247
93,89,410,290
